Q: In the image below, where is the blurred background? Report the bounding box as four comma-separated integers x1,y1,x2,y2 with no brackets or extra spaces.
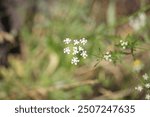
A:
0,0,150,99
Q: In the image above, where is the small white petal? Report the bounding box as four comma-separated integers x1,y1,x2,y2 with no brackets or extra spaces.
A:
145,83,150,89
73,46,79,55
108,59,112,62
135,86,143,92
73,40,80,45
120,40,123,43
142,73,149,80
80,38,87,45
103,52,112,62
64,47,71,54
108,54,111,57
124,42,128,45
80,51,88,59
63,38,71,44
123,46,126,49
71,57,80,65
79,46,84,51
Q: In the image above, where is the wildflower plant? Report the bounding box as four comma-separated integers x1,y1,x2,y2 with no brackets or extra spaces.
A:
63,38,88,65
94,35,140,67
135,73,150,100
103,52,112,62
119,40,128,50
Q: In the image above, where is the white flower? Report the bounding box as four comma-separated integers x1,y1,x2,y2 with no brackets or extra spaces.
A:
142,73,149,80
73,40,80,45
80,50,88,59
64,47,71,54
145,94,150,100
145,83,150,89
135,85,143,92
123,46,127,49
63,38,71,44
103,52,112,62
71,57,79,65
120,40,128,49
108,59,112,62
120,40,123,43
79,46,84,51
124,42,128,45
73,47,79,55
80,38,87,45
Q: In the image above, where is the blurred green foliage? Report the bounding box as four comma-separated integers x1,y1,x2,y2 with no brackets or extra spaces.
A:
0,0,150,99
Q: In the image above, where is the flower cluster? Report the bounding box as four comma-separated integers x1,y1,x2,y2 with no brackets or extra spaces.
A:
63,38,88,65
135,73,150,100
101,40,130,63
103,52,112,62
119,40,128,49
